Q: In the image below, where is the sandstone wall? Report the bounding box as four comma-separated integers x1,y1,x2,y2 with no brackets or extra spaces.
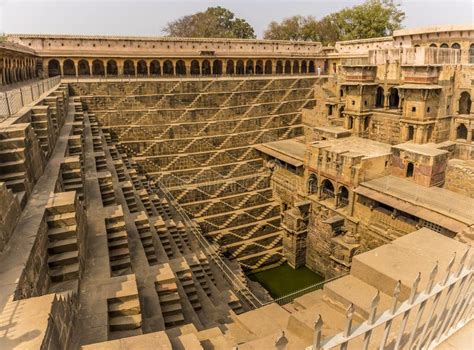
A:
444,160,474,198
0,182,21,252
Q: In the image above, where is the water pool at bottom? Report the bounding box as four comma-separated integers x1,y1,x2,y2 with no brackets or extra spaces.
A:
248,263,324,299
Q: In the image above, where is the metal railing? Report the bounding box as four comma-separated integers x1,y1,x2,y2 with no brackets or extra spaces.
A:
309,249,473,349
0,76,61,117
270,273,348,306
151,177,266,309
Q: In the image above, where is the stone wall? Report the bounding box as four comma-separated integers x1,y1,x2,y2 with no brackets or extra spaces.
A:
41,293,78,350
444,160,474,198
14,215,50,299
0,182,21,252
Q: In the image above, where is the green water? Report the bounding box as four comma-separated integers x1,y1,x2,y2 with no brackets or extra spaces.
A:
248,263,324,299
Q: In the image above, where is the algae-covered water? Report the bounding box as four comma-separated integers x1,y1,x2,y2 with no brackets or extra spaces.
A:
248,263,324,298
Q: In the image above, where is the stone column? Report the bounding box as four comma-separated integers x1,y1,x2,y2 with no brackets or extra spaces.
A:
467,129,473,144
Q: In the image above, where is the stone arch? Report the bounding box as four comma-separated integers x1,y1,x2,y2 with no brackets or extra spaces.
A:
406,162,415,177
293,61,300,74
123,60,135,75
226,60,235,75
309,61,315,73
456,124,468,140
150,60,161,75
459,91,471,114
255,60,263,74
48,59,61,77
276,60,283,74
339,186,349,207
308,173,318,194
451,43,461,49
245,60,254,74
440,43,449,48
202,60,211,75
163,60,174,75
284,60,291,74
92,60,105,76
264,60,272,74
389,88,399,109
63,59,75,76
212,60,222,75
137,60,148,75
176,60,186,75
190,60,200,75
375,86,384,107
236,60,245,75
470,44,474,64
78,59,90,76
107,60,118,75
301,61,307,73
321,179,335,199
429,43,437,48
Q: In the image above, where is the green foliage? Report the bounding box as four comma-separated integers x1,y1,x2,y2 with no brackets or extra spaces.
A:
163,6,256,39
263,0,404,45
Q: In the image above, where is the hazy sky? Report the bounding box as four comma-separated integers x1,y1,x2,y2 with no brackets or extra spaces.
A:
1,0,472,38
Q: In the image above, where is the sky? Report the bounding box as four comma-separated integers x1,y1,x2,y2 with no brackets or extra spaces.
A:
0,0,472,38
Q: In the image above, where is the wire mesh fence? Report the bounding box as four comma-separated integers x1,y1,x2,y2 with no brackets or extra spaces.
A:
0,76,61,118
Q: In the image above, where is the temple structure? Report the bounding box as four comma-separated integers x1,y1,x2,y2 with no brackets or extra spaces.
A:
0,25,473,349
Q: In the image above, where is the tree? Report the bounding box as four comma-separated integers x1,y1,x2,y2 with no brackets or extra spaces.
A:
163,6,255,39
335,0,405,40
263,0,404,45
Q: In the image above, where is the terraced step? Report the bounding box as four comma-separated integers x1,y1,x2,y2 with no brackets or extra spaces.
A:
49,263,79,282
48,250,79,267
108,299,141,317
47,237,78,254
48,225,77,241
109,315,142,331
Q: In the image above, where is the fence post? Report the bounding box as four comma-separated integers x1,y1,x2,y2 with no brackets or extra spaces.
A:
313,314,323,350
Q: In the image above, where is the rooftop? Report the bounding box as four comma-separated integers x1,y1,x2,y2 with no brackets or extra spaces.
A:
356,175,474,231
393,24,474,37
311,136,392,159
393,142,449,157
254,139,306,167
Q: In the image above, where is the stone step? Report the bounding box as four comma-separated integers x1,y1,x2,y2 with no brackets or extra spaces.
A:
323,275,392,320
47,212,77,228
109,247,130,260
48,250,79,267
48,225,77,241
0,148,25,162
351,228,469,300
49,262,80,282
0,171,26,183
164,313,185,327
4,177,27,193
108,299,141,317
159,293,181,305
47,237,78,254
108,238,129,250
161,302,183,315
107,230,128,241
109,315,142,332
110,257,131,271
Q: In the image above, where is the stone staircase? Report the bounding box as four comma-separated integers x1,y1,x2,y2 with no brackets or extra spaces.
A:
105,206,132,276
46,191,85,292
